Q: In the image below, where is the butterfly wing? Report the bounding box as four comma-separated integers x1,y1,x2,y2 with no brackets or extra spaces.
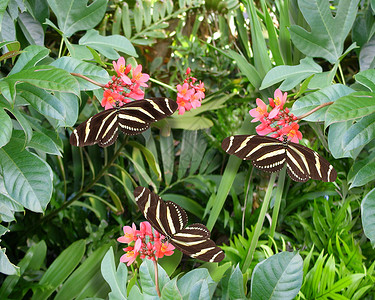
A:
118,98,178,135
170,223,225,262
222,135,287,173
70,97,177,147
134,187,188,237
287,142,337,182
70,108,119,147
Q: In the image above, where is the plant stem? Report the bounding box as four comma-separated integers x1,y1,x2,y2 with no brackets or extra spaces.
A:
268,167,286,246
241,173,277,273
39,138,128,224
153,259,161,297
296,101,333,120
71,72,106,88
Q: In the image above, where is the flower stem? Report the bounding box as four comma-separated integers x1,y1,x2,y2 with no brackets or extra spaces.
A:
153,259,161,297
241,173,276,273
71,72,106,88
296,101,333,120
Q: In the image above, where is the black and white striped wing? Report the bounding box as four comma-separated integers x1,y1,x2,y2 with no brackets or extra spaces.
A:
134,187,225,262
134,186,188,237
118,97,178,135
70,108,119,147
170,223,225,263
287,142,337,182
70,97,177,147
221,135,287,173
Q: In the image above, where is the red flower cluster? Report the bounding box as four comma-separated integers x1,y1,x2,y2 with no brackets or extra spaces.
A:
101,57,150,110
249,89,302,143
176,68,205,115
117,221,175,266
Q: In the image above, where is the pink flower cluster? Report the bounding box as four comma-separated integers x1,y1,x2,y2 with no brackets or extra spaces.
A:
101,57,150,110
176,68,205,115
249,89,302,143
117,221,175,266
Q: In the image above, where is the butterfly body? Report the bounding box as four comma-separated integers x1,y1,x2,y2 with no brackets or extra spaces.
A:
134,187,225,262
222,135,337,182
70,97,177,147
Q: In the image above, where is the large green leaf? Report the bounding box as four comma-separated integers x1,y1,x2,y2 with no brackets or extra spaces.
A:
360,34,375,70
51,57,109,91
350,160,375,188
46,0,107,37
79,29,137,60
0,107,12,148
361,188,375,247
55,243,115,300
18,85,65,121
31,240,86,300
168,115,213,130
0,136,53,212
328,121,362,159
8,45,49,75
139,259,169,297
289,0,359,63
343,113,375,151
0,241,46,297
291,84,354,122
161,278,182,300
355,69,375,92
18,12,44,45
160,133,174,186
0,65,80,103
261,57,322,90
0,248,19,276
177,269,215,300
325,91,375,127
228,265,246,299
251,252,303,300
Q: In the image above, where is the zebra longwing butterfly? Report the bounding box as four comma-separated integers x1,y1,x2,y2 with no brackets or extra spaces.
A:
222,135,337,182
134,187,225,262
70,97,177,147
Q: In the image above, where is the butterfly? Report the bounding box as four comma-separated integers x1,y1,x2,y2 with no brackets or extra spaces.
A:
222,135,337,182
134,187,225,262
70,97,177,147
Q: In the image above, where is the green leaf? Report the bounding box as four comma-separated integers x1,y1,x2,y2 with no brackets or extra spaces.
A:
355,69,375,92
160,133,174,186
1,65,80,103
343,113,375,151
291,84,354,122
199,262,231,283
0,241,46,298
46,0,107,37
289,0,359,63
0,248,19,276
128,141,162,180
0,107,12,148
54,92,79,127
51,57,110,90
328,121,362,159
325,91,375,127
158,251,183,277
228,265,246,300
188,280,210,300
260,57,322,90
0,136,53,212
100,248,127,300
18,85,65,121
18,12,44,45
139,259,170,297
31,240,86,300
79,29,137,60
360,34,375,70
227,49,262,89
161,277,182,300
350,160,375,188
8,45,50,75
168,115,213,130
177,269,215,299
251,252,303,300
